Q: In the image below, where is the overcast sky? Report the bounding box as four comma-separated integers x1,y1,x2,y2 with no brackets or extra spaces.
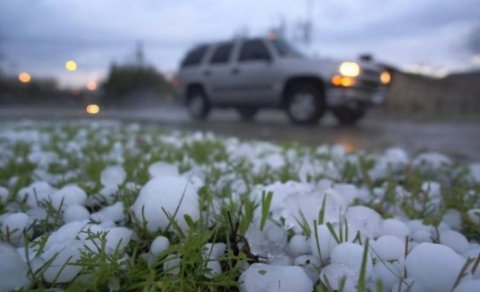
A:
0,0,479,87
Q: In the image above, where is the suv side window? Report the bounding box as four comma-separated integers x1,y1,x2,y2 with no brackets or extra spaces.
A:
238,40,271,62
181,45,208,67
210,42,234,64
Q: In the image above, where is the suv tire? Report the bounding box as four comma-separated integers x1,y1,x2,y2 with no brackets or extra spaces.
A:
237,108,258,121
331,102,366,125
187,87,210,120
285,83,325,125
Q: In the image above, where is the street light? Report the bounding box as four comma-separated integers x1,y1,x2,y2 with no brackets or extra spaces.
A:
65,60,77,71
86,81,97,91
18,72,31,83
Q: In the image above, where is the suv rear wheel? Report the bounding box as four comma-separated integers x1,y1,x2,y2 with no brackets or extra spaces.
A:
285,83,325,124
331,102,366,125
187,87,210,120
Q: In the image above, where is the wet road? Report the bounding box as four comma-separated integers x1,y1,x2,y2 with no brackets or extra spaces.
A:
1,104,480,161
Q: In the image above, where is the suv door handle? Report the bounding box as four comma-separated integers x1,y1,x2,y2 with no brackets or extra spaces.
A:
204,70,211,76
231,68,240,75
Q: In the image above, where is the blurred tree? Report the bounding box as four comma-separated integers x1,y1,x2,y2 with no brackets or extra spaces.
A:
101,62,172,106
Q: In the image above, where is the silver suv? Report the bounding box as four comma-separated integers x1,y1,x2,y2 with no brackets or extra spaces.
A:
175,36,390,125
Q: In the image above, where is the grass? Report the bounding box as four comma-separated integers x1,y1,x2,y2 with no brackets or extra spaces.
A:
0,120,479,291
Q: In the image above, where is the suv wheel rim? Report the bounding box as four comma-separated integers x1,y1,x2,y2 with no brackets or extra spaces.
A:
189,95,205,116
289,92,316,121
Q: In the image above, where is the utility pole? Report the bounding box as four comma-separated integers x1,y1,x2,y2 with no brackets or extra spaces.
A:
304,0,314,45
135,40,145,67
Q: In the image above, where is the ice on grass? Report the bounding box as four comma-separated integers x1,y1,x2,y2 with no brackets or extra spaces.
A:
439,230,470,254
319,263,358,291
442,209,462,230
1,212,30,243
105,227,132,253
148,161,179,178
91,202,125,223
163,254,181,275
391,278,428,292
405,242,467,292
240,263,313,292
345,206,382,238
132,176,199,232
18,181,55,207
0,186,9,204
371,235,404,261
46,221,86,249
101,165,126,187
41,240,83,283
63,205,90,223
288,234,311,257
309,223,359,261
150,236,170,256
372,262,402,290
380,218,410,239
0,243,30,291
467,208,480,224
202,243,226,278
51,185,87,209
330,242,372,276
413,152,451,170
469,163,480,183
293,255,321,282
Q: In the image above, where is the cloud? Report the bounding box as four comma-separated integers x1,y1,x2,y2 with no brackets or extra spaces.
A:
0,0,478,86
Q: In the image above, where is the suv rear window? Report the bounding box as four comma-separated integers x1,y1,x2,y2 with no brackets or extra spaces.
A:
238,40,271,62
210,42,234,64
181,45,208,67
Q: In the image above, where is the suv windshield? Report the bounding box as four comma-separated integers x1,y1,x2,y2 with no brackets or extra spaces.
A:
271,39,304,58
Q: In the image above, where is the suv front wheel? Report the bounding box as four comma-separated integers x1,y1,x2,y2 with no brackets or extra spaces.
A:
285,83,326,125
331,102,366,125
187,87,210,120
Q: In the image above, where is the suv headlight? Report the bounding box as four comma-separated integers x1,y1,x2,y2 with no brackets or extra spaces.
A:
339,62,360,77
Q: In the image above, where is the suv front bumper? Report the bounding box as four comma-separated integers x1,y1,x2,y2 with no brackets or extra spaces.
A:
326,86,387,107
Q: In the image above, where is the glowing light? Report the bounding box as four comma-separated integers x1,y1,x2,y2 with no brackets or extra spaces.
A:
339,62,360,77
380,71,391,85
86,81,97,91
86,104,100,115
65,60,77,71
331,75,355,87
18,72,31,83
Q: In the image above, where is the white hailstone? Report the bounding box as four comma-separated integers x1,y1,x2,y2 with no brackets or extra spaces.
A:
270,254,292,266
370,235,404,261
439,230,470,254
91,202,125,223
63,205,90,223
345,206,382,238
332,183,358,206
380,219,410,239
294,255,321,282
412,230,433,243
42,240,83,283
0,186,9,204
309,223,359,261
202,242,226,259
469,163,480,183
148,161,179,178
330,242,372,276
240,263,313,292
413,152,451,170
442,209,462,230
319,263,358,291
455,280,480,292
100,165,126,187
150,236,170,256
467,209,480,225
289,235,311,257
405,243,467,292
17,181,55,207
0,243,30,291
98,185,119,203
51,185,87,209
372,262,402,290
163,254,182,275
132,176,199,233
45,221,86,249
1,212,30,242
391,278,428,292
105,227,132,253
204,261,223,279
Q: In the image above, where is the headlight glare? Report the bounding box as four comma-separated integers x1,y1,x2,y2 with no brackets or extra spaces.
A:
339,62,360,77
